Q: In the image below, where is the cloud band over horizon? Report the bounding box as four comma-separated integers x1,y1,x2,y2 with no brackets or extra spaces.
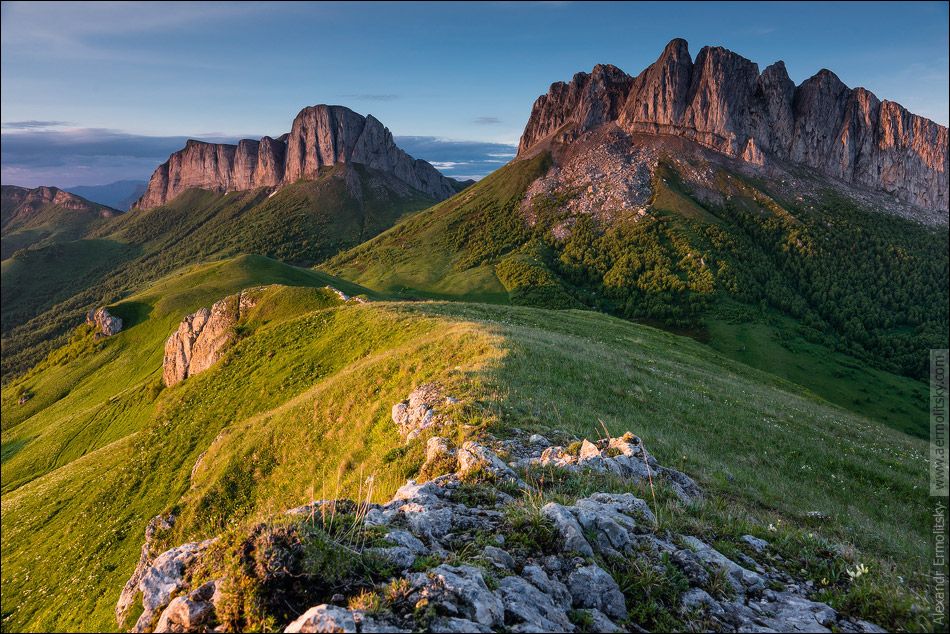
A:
0,127,518,188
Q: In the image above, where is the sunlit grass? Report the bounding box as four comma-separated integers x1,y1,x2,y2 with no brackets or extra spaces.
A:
0,254,934,631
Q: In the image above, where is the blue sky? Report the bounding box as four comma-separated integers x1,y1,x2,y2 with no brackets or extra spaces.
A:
2,1,947,186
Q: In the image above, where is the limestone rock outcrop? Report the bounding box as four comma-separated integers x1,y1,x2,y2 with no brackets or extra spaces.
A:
134,105,457,209
391,384,459,442
517,38,948,212
534,431,702,502
162,290,258,387
86,307,123,337
117,432,886,634
116,514,175,627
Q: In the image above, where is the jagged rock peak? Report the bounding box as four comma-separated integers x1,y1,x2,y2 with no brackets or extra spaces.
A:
134,105,457,209
517,64,634,156
517,38,948,212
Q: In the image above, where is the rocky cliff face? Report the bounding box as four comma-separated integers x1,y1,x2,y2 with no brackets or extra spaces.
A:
517,64,634,156
518,38,948,212
85,307,122,338
135,105,457,209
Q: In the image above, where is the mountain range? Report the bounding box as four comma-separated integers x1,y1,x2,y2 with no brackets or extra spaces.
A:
0,38,947,634
1,108,464,377
134,105,460,208
66,180,147,212
518,39,947,213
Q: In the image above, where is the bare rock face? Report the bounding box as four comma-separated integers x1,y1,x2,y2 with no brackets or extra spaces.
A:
135,106,456,209
518,64,634,156
162,290,258,387
754,61,796,153
517,38,948,212
621,38,694,131
283,105,366,182
86,307,122,337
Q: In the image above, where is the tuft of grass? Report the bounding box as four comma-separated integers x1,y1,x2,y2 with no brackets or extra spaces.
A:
502,504,560,559
605,552,689,632
568,609,596,632
416,443,458,483
409,554,442,573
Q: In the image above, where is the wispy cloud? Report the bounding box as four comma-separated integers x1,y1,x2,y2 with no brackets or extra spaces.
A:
0,2,281,66
2,120,72,130
396,136,518,180
341,94,400,102
473,116,502,125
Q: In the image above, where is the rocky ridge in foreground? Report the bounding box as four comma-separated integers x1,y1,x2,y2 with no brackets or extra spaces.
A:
116,386,884,633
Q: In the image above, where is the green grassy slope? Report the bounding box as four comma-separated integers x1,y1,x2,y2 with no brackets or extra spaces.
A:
1,165,435,379
0,256,935,631
324,154,552,302
1,255,374,473
325,154,947,438
704,307,932,438
0,186,119,260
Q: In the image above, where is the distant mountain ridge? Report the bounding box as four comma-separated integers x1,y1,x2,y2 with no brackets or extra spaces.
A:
518,38,948,212
1,184,121,260
66,180,147,211
135,105,459,209
1,185,118,224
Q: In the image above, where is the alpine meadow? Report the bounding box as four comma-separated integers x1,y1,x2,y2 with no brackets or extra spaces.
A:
1,3,948,634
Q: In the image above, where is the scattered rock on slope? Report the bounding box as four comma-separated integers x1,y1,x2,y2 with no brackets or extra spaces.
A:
533,431,702,502
86,307,123,337
391,384,459,442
